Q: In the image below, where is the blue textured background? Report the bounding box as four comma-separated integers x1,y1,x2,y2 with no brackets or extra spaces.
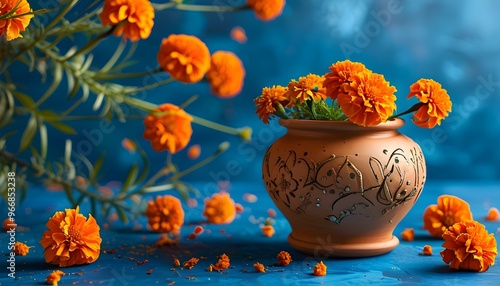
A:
5,0,500,187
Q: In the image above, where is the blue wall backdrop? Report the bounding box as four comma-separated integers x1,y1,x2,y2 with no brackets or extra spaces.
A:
5,0,500,188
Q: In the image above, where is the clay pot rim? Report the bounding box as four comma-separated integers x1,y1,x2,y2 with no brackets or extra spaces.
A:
278,118,405,131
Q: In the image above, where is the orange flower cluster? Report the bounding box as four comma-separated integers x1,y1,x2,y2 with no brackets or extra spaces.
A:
254,85,288,124
202,192,237,224
408,79,452,128
145,195,184,234
277,250,292,266
100,0,154,42
286,74,327,105
325,61,396,126
206,51,246,98
255,60,452,128
183,257,199,270
39,207,102,267
14,241,30,256
210,253,230,271
313,261,327,276
157,34,210,83
143,103,193,153
0,0,33,41
423,195,473,238
45,270,65,286
247,0,286,21
253,262,266,272
441,220,497,272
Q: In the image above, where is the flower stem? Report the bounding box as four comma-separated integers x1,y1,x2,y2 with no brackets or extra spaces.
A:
154,2,249,13
388,102,424,120
63,26,117,61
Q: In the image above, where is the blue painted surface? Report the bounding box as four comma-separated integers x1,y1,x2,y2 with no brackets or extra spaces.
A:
1,181,499,285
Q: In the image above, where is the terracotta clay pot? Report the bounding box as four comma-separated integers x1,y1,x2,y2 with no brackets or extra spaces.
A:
262,118,426,257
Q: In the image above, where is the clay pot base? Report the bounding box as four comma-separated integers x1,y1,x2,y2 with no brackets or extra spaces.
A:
288,233,400,258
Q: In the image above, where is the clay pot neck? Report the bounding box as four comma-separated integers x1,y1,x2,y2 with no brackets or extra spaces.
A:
278,118,405,138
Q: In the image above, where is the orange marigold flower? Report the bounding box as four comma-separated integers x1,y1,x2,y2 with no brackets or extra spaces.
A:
39,206,102,267
323,60,370,100
423,195,473,238
100,0,154,42
286,74,326,106
401,228,415,242
422,245,433,256
203,192,236,224
46,270,65,286
143,103,193,153
3,218,15,231
277,250,292,266
211,253,230,271
206,51,246,98
254,262,266,273
261,225,275,238
187,144,201,160
230,26,247,43
486,207,500,221
247,0,286,21
183,257,199,270
441,220,498,272
408,78,452,128
338,71,397,127
145,195,184,234
0,0,33,41
254,85,288,124
14,241,30,256
313,261,327,276
157,34,210,83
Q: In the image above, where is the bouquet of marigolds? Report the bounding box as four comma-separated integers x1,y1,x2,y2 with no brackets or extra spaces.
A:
0,0,286,221
254,60,452,128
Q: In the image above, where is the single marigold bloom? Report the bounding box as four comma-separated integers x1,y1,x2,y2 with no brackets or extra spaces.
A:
39,206,102,267
486,207,500,221
247,0,285,21
0,0,33,41
157,34,210,83
313,261,327,276
261,225,275,238
206,51,246,98
254,262,266,272
14,241,30,256
46,270,65,286
203,192,236,224
286,74,326,106
338,71,397,127
100,0,154,42
187,144,201,160
254,85,288,124
422,245,433,256
211,253,230,271
423,195,473,238
145,195,184,234
3,218,15,231
323,60,370,100
401,228,415,242
441,220,498,272
277,250,292,266
408,78,452,128
143,103,193,153
183,257,199,270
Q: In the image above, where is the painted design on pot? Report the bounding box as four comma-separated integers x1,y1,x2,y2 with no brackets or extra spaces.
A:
264,146,425,224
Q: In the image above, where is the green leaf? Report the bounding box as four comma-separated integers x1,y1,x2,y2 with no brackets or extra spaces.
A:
12,91,36,109
19,115,37,152
63,185,76,206
48,121,77,134
90,154,105,182
37,110,60,121
121,163,138,194
135,143,150,185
